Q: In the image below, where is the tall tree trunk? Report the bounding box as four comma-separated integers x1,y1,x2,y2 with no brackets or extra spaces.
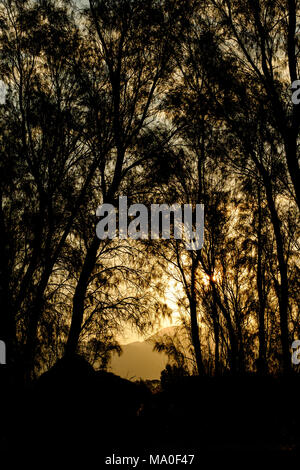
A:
22,261,53,381
284,131,300,210
189,257,205,375
251,0,300,210
65,235,100,357
261,170,291,374
211,284,238,375
190,298,205,376
286,0,300,208
256,186,268,375
211,297,220,376
0,193,16,369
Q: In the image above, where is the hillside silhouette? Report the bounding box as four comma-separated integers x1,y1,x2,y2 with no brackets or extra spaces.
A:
110,327,178,379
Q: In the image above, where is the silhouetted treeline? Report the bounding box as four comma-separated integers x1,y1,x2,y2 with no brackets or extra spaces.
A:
0,2,299,458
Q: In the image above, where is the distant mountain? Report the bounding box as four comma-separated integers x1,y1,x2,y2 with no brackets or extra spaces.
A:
109,326,179,380
147,326,181,342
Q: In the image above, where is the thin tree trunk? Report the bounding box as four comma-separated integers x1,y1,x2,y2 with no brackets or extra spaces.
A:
189,257,205,375
261,170,291,374
284,132,300,210
256,186,268,375
211,283,238,375
190,299,205,376
211,298,220,376
286,0,300,209
0,193,17,369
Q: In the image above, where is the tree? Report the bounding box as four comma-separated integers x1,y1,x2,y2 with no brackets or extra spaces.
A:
65,0,195,356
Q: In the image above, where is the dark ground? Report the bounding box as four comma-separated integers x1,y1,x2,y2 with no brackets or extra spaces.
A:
1,356,300,467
